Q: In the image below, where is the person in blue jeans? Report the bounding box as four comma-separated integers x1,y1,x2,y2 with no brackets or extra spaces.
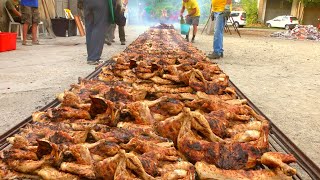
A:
83,0,110,65
207,0,231,59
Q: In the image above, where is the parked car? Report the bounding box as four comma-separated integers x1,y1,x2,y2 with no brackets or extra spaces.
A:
266,15,299,30
227,11,246,28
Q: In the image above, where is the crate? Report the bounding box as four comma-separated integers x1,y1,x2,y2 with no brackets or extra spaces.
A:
51,18,77,37
0,32,17,52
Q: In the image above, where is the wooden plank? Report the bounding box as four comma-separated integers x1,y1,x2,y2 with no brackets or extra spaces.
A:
74,15,85,36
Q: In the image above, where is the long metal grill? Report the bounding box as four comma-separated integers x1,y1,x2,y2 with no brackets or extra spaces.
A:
0,27,319,180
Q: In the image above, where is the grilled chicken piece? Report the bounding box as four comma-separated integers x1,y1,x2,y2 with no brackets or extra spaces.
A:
0,167,41,180
7,159,45,173
133,83,155,92
122,70,138,83
120,137,173,154
138,149,181,177
99,69,120,82
60,162,95,179
195,162,293,180
189,69,228,95
117,122,166,142
89,128,134,144
155,112,185,144
87,140,120,160
68,144,93,165
227,121,262,136
203,110,229,138
157,161,195,180
261,152,297,176
6,135,30,149
114,155,140,180
35,140,64,167
57,91,90,111
46,107,91,122
177,109,266,169
37,166,79,180
2,148,38,161
190,110,224,142
153,84,193,93
150,76,175,85
149,98,184,116
186,99,264,121
49,131,75,144
104,86,133,103
125,153,155,180
126,101,154,125
95,151,125,180
162,74,181,82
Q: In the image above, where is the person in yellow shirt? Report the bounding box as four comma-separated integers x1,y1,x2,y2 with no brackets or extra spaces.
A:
180,0,200,43
207,0,231,59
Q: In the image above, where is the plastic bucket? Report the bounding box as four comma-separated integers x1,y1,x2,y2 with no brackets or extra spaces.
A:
180,24,190,35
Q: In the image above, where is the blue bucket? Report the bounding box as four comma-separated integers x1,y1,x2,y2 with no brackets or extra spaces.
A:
180,24,190,35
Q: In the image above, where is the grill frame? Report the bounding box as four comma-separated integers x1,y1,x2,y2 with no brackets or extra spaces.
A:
0,40,319,180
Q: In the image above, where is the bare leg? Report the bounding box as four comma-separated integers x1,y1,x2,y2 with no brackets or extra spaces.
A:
193,25,198,36
32,23,38,43
23,23,29,43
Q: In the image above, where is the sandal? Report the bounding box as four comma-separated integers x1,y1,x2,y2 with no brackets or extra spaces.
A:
22,41,31,46
32,40,40,45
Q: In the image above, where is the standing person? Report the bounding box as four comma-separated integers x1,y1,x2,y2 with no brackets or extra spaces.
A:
105,0,127,46
6,0,21,23
20,0,40,45
207,0,231,59
180,0,200,43
83,0,109,65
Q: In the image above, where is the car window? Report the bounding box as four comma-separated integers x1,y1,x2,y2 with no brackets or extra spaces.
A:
282,17,288,21
230,13,239,17
274,16,282,21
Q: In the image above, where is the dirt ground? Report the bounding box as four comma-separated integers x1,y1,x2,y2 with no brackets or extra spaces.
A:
0,25,319,175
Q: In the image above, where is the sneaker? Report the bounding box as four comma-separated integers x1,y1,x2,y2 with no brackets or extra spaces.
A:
87,61,100,65
105,41,112,45
121,41,125,45
206,52,222,59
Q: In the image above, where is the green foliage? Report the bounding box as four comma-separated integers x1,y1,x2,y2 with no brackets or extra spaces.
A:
241,0,258,25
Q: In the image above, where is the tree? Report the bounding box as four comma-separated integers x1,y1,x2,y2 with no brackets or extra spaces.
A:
241,0,258,25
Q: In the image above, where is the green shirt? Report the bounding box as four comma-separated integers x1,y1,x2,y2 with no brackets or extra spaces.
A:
6,0,20,19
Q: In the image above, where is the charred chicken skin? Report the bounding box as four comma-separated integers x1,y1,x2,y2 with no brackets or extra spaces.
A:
0,27,297,180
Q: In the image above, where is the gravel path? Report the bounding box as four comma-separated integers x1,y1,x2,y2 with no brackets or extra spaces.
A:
0,25,319,175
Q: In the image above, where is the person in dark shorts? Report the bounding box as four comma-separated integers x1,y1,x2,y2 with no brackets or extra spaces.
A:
20,0,40,45
6,0,21,23
180,0,201,43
